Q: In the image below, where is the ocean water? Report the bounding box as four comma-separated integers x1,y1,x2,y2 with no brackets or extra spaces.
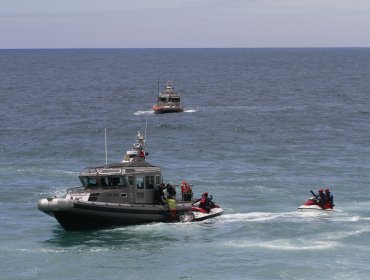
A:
1,48,370,279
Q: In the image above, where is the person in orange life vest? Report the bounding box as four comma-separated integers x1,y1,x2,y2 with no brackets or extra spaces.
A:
180,180,192,200
317,189,326,208
181,180,191,193
325,188,334,209
139,150,145,158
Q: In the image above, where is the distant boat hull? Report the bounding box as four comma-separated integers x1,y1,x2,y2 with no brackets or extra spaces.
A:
152,105,184,114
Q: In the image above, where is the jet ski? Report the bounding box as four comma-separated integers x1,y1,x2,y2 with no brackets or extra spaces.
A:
298,190,334,211
191,199,224,221
192,205,224,221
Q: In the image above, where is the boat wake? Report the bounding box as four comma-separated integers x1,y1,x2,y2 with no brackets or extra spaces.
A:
226,239,340,251
184,108,197,113
134,110,154,116
222,211,370,251
220,210,368,223
220,212,302,224
134,109,196,115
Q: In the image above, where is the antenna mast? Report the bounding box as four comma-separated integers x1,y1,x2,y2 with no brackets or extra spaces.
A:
105,128,108,165
144,118,148,151
157,75,160,101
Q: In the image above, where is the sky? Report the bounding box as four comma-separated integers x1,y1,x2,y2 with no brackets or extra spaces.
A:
1,0,370,48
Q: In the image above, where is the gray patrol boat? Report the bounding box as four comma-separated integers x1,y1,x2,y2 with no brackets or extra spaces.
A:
152,80,184,114
38,131,193,230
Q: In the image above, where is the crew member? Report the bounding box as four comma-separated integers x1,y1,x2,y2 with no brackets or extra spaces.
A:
139,150,145,158
154,183,166,204
180,180,191,193
180,180,192,201
193,192,214,213
325,188,334,209
317,189,326,209
166,183,177,199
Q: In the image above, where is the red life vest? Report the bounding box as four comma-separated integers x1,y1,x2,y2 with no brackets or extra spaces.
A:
200,197,207,206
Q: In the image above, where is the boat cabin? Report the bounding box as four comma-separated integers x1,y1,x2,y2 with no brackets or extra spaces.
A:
158,95,181,104
78,162,162,205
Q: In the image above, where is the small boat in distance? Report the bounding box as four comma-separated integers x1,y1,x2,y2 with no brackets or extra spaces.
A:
153,80,184,114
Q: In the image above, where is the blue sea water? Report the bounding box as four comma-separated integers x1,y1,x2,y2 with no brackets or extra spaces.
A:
1,48,370,279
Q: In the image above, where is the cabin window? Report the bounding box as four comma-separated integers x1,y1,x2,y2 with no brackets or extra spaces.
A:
136,176,144,189
155,175,161,184
100,177,109,186
117,176,128,188
145,176,155,189
128,176,134,186
103,176,128,188
80,177,97,187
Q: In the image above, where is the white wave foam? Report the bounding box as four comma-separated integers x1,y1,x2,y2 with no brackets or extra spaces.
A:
107,221,193,234
222,210,369,224
184,109,197,113
322,225,370,241
221,212,299,222
17,248,109,254
134,110,154,115
299,211,370,223
226,239,339,251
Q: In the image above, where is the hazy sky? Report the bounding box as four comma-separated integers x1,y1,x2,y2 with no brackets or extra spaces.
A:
1,0,370,48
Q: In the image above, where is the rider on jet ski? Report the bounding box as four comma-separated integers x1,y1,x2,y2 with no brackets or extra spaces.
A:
325,188,334,209
193,192,214,213
315,188,334,209
317,189,326,208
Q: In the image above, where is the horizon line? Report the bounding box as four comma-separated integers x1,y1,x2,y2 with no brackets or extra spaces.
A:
1,46,370,51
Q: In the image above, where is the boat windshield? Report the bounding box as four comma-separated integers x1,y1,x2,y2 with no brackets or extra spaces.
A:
80,176,128,188
80,177,97,187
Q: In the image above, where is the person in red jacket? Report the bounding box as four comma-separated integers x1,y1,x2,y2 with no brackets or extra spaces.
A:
193,192,214,213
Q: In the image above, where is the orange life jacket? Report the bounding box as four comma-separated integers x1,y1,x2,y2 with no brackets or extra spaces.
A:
181,181,192,193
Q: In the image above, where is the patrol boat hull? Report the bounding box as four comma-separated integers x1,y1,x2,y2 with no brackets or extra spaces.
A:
38,197,192,230
152,105,183,114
